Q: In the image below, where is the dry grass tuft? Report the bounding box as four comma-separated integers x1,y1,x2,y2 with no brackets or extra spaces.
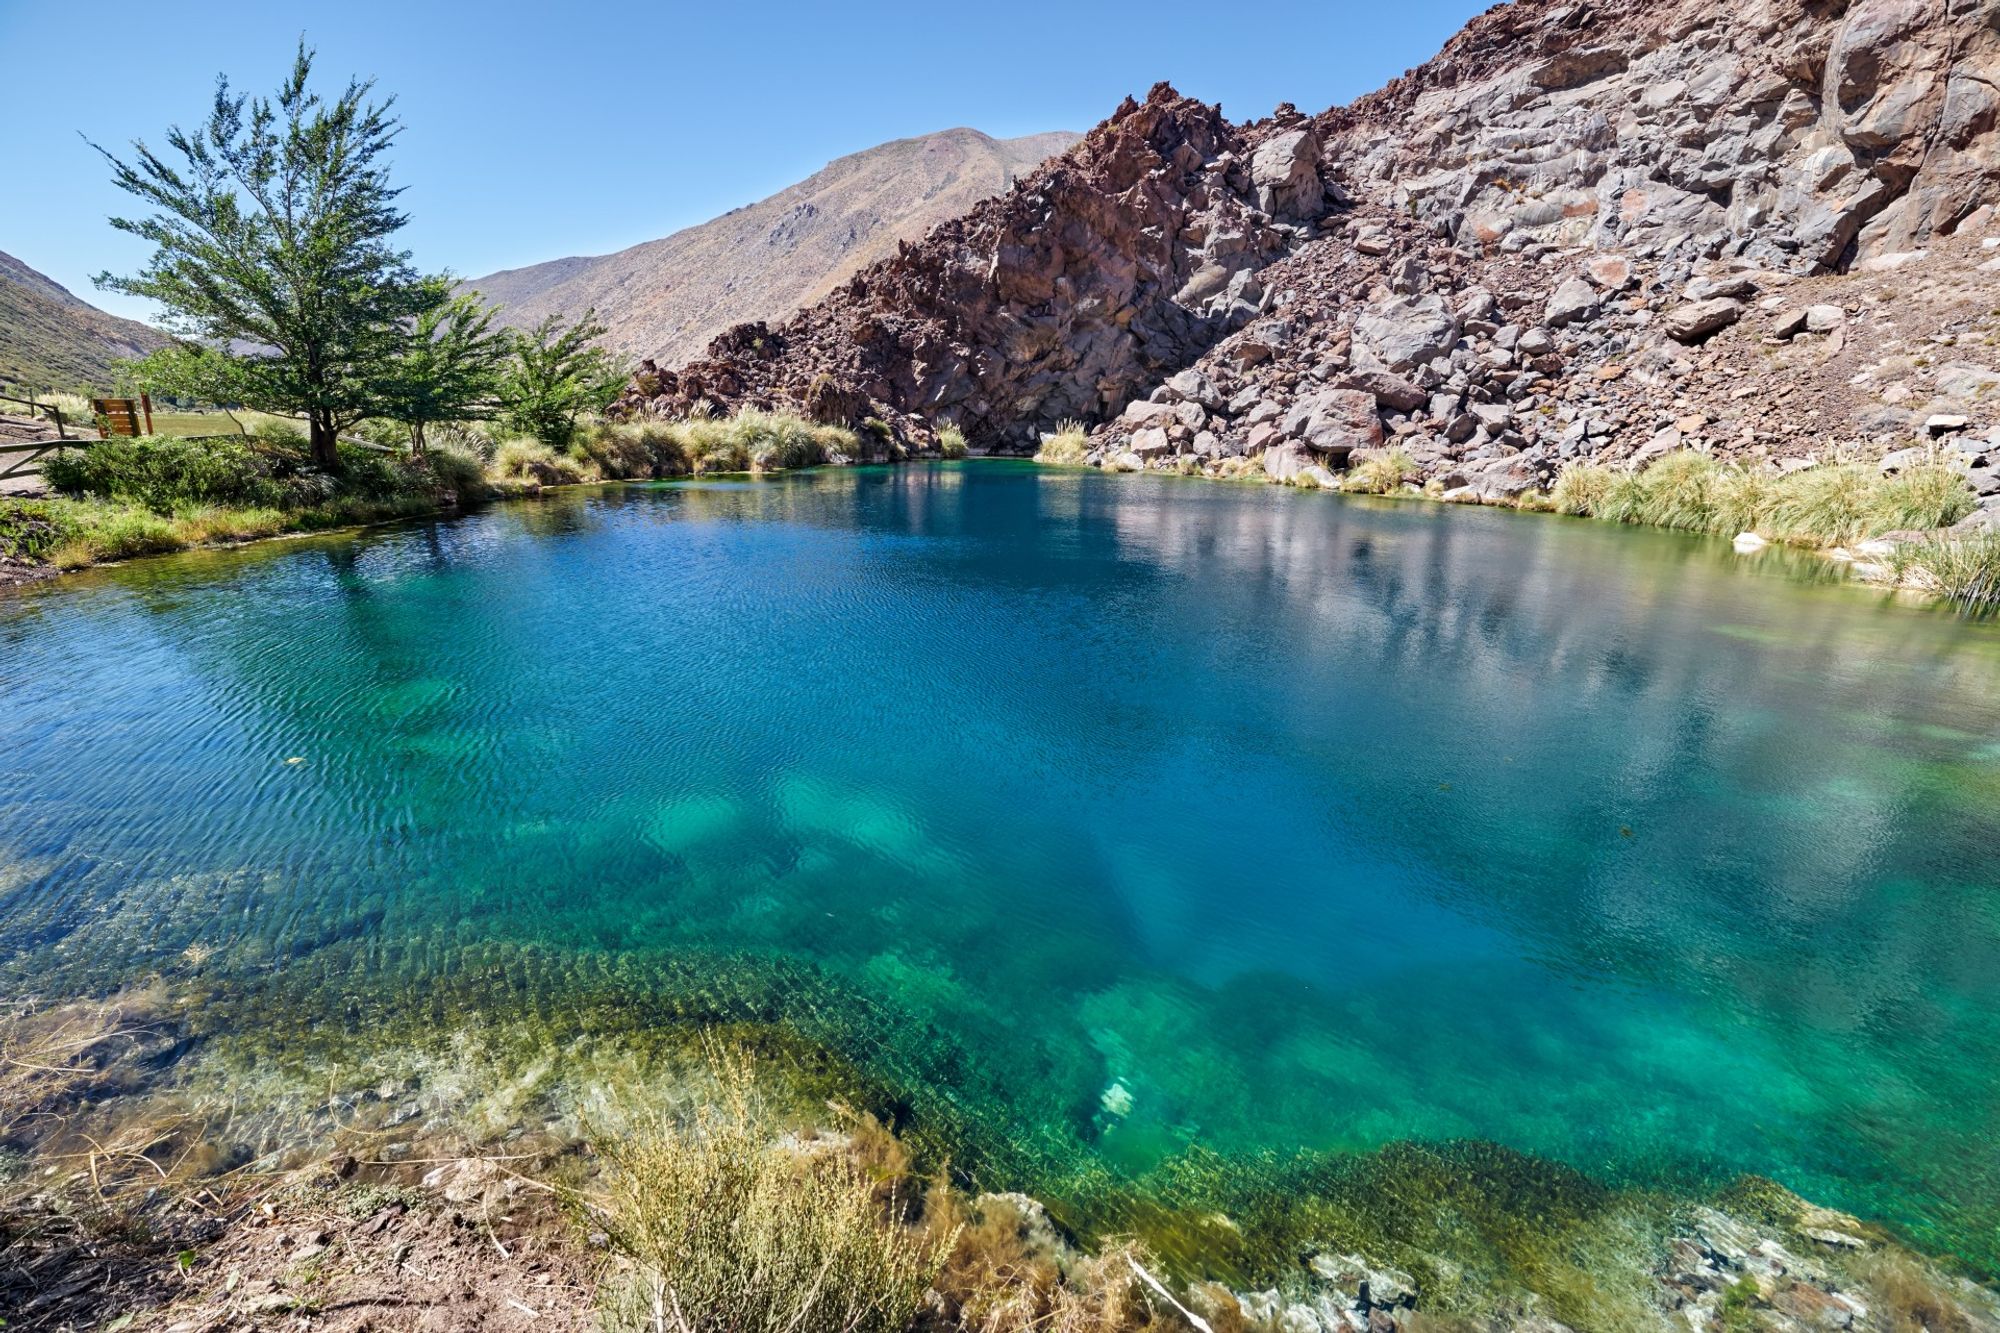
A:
589,1052,953,1333
1341,447,1420,495
1035,422,1093,467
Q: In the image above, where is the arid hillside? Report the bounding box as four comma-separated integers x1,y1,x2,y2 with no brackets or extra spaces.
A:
0,250,166,394
465,127,1078,366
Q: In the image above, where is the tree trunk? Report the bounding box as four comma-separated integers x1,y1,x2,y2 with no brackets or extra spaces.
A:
410,420,427,457
309,414,340,471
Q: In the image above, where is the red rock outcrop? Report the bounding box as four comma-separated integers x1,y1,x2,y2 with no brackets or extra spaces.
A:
612,0,2000,526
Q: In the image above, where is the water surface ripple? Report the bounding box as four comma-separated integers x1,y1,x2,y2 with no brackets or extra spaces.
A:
3,464,1998,1265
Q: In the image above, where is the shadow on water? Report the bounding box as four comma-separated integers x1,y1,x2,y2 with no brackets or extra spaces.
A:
3,465,2000,1270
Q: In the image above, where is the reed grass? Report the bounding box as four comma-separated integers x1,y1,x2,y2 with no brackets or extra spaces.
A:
1035,421,1092,466
1549,450,1976,547
1883,534,2000,613
1341,447,1420,495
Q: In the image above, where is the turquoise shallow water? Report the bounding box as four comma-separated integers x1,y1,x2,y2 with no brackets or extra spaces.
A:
3,464,2000,1266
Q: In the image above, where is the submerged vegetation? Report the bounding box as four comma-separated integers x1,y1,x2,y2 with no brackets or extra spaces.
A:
2,990,1993,1333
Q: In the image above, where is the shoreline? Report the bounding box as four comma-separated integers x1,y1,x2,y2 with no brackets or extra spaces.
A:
3,460,1990,620
4,984,1998,1332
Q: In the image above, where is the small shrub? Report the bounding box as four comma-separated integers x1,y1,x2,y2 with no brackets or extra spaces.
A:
0,499,80,562
257,420,309,453
1341,446,1419,495
43,437,286,513
1036,420,1092,466
938,424,969,459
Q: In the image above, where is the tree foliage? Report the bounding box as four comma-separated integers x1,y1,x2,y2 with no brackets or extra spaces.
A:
93,43,435,468
380,284,510,452
501,311,629,448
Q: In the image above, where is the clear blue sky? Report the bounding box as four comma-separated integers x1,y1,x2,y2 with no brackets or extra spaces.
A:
0,0,1489,322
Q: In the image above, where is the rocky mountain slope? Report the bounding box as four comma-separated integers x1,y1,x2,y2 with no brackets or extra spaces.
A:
465,128,1078,366
610,0,2000,527
0,251,166,394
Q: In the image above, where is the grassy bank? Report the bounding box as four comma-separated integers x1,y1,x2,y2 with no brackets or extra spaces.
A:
1256,442,1998,614
0,411,878,580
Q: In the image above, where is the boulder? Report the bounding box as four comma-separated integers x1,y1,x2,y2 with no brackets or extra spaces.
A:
1335,370,1428,412
1164,368,1225,410
1263,441,1314,481
1545,277,1600,327
1662,298,1743,343
1130,427,1173,457
1249,128,1325,221
1230,320,1293,368
1685,274,1758,301
1281,388,1385,456
1805,304,1846,332
1353,296,1461,373
1121,399,1177,428
1584,254,1636,290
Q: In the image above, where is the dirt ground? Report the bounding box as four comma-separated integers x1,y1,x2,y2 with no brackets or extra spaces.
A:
2,1155,603,1332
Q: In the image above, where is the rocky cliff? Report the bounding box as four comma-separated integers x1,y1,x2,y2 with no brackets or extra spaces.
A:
611,0,2000,517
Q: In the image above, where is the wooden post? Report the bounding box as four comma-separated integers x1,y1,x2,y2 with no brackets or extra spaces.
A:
141,392,154,436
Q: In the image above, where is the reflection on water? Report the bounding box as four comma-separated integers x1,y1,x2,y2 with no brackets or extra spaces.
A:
3,464,1999,1267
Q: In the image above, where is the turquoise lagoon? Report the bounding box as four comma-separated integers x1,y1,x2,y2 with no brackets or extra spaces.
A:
2,463,1998,1269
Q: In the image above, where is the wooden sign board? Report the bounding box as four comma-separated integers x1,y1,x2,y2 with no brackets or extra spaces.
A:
92,395,153,437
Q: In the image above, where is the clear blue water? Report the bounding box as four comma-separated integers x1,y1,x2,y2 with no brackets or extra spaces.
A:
3,464,1999,1267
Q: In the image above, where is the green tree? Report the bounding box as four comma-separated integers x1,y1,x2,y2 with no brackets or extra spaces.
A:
501,311,628,448
123,341,256,434
93,44,434,470
381,284,510,454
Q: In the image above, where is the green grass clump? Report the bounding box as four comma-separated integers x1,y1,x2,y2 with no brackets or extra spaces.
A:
1869,462,1978,534
1341,447,1419,495
1035,420,1092,466
1632,450,1723,532
1550,450,1976,548
491,438,595,486
1884,534,2000,613
1550,463,1616,516
937,424,969,459
1764,463,1877,545
593,1059,953,1333
660,410,857,474
578,420,691,479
